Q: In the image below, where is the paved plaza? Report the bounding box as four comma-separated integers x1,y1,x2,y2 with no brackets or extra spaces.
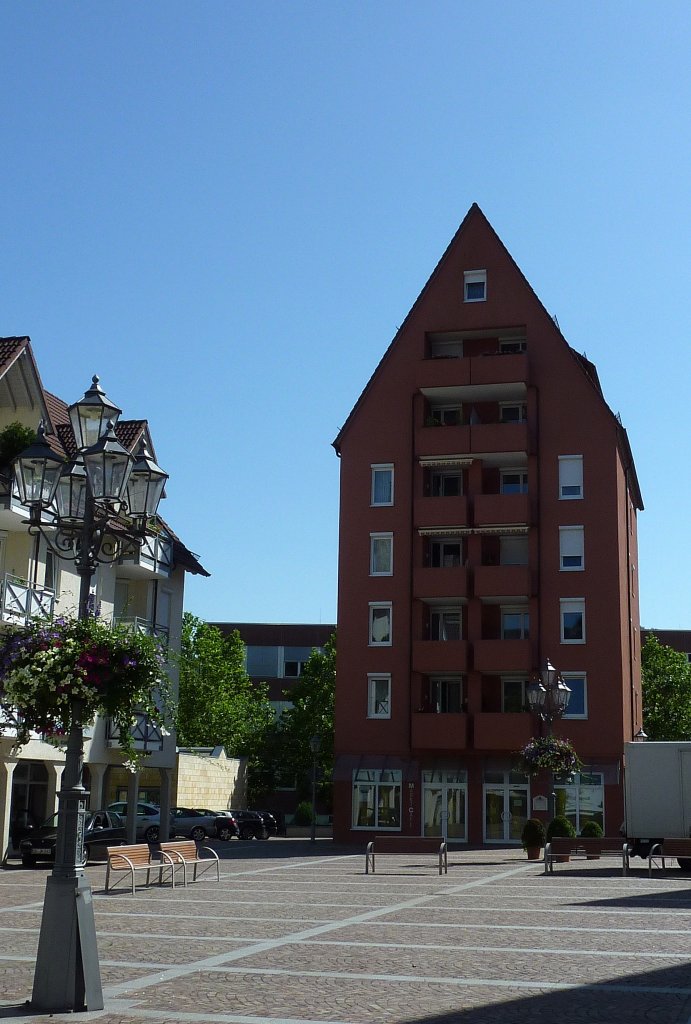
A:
2,840,691,1024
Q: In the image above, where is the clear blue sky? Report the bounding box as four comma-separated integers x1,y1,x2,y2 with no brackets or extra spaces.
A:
1,3,689,628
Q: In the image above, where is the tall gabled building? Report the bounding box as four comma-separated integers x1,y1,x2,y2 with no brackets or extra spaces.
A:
332,204,643,846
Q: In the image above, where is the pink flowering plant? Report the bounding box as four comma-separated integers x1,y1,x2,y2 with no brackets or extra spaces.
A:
518,736,582,779
0,616,171,762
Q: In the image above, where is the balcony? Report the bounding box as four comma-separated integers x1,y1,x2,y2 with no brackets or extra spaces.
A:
411,711,469,751
413,566,468,600
419,357,471,389
118,531,173,579
416,423,470,457
106,711,165,752
114,616,169,645
468,352,528,386
473,712,533,750
474,493,529,526
0,573,55,626
473,565,531,599
469,421,528,455
473,638,532,673
412,639,468,674
414,494,469,529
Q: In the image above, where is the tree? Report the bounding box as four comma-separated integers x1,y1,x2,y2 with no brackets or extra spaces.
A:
642,633,691,740
279,632,335,805
176,614,274,758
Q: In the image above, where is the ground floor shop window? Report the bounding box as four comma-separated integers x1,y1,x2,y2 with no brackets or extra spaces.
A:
554,772,604,832
422,769,467,841
352,769,401,829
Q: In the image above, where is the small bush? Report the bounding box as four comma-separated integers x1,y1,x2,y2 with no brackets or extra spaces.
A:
292,801,314,826
521,817,546,849
580,819,603,838
546,815,576,841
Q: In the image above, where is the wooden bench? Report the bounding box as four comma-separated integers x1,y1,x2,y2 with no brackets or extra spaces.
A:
105,843,172,894
159,839,220,886
648,839,691,877
365,836,448,875
544,837,631,876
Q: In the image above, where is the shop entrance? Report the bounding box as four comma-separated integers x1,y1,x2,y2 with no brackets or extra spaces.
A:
422,769,467,842
483,770,529,844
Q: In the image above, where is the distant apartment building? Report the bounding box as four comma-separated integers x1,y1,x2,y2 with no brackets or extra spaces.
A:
332,204,643,846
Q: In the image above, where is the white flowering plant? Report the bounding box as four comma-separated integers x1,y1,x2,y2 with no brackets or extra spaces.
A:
0,616,171,763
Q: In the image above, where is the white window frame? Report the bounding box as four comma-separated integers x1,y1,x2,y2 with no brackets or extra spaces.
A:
367,674,391,719
352,769,402,830
499,337,527,354
560,598,585,644
559,526,584,571
430,538,463,568
562,672,588,719
431,468,463,497
501,606,530,640
499,402,527,423
559,455,583,500
500,469,528,494
429,404,462,425
370,533,393,576
463,269,487,302
369,602,392,646
371,464,394,506
430,607,462,641
554,772,604,833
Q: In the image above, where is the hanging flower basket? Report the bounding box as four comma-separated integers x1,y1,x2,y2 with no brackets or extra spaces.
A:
0,616,171,764
517,736,582,779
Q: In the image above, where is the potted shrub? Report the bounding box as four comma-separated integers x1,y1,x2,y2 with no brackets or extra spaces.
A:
580,819,604,858
546,815,576,862
521,818,546,860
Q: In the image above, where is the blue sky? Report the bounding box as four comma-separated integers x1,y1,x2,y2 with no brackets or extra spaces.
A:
1,3,689,627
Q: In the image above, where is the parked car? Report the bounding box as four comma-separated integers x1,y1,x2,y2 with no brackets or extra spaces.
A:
230,809,269,840
171,807,221,841
107,801,171,842
252,810,279,836
213,813,240,841
19,810,125,867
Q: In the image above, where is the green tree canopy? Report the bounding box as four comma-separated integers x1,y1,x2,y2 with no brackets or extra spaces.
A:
279,632,335,804
642,633,691,740
176,613,274,756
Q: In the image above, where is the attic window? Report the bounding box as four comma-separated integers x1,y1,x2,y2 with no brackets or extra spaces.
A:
464,269,486,302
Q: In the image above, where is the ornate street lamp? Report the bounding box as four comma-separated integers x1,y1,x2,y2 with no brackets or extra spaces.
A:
12,378,167,1013
526,659,572,820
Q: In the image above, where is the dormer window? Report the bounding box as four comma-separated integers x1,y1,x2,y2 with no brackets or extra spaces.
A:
464,269,486,302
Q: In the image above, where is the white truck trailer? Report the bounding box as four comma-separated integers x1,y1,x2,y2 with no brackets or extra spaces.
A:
624,740,691,863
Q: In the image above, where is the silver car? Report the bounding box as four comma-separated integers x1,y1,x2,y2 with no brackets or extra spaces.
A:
107,801,167,843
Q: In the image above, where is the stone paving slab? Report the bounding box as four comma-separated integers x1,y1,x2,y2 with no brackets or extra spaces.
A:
2,842,691,1024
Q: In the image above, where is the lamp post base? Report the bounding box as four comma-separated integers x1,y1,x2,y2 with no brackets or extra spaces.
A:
31,873,103,1012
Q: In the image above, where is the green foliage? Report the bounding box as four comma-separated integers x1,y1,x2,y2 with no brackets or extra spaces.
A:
580,819,603,838
521,817,546,849
546,815,577,840
642,634,691,741
175,614,274,760
0,421,38,467
292,801,314,825
278,633,335,804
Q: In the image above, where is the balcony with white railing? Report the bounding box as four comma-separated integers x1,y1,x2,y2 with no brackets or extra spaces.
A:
106,711,165,752
118,531,173,579
0,573,55,626
114,615,169,645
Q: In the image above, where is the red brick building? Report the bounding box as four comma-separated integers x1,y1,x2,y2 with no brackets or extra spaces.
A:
332,204,643,846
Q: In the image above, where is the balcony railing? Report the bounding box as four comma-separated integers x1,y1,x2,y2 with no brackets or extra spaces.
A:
106,711,165,752
0,573,55,626
119,532,173,577
114,615,169,645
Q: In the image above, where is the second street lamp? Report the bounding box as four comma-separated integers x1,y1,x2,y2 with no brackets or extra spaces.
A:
526,659,571,820
12,376,168,1014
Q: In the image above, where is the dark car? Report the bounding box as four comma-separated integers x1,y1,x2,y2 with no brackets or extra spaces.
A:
213,812,240,841
252,810,280,836
19,810,125,868
229,809,269,840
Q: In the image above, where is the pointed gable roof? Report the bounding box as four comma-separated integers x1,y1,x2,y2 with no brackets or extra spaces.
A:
332,203,642,510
